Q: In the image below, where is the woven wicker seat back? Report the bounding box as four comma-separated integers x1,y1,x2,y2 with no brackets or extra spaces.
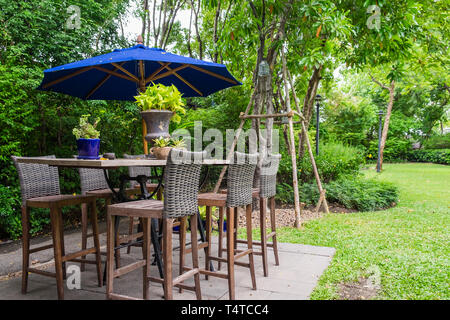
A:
123,154,152,188
12,155,61,205
226,152,258,207
162,149,205,219
73,154,114,194
259,153,281,198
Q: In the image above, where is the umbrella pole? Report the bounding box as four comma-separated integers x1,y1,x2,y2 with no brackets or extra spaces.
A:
139,79,148,155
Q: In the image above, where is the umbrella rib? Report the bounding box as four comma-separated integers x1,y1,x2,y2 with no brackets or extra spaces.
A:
157,62,203,96
188,65,238,84
139,60,145,84
145,62,171,83
86,62,126,99
93,66,138,83
42,66,93,89
111,62,139,82
151,65,190,81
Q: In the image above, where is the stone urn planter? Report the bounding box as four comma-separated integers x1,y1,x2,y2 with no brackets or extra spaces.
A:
141,110,174,144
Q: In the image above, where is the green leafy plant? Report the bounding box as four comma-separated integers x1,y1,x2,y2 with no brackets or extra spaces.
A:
153,136,171,148
72,114,100,140
407,149,450,165
170,137,186,149
153,136,187,149
134,83,186,123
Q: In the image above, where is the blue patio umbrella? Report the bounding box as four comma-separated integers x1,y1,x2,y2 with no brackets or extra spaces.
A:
37,44,241,99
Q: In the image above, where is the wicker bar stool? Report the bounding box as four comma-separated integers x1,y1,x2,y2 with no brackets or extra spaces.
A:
219,153,281,276
11,155,103,300
106,149,204,300
123,154,161,254
76,154,142,271
189,152,258,300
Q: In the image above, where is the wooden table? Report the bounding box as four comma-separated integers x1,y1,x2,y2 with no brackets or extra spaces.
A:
16,156,228,279
16,157,229,168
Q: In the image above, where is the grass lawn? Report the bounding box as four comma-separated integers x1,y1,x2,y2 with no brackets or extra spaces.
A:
273,163,449,299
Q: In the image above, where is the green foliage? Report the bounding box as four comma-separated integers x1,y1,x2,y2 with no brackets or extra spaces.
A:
301,175,399,212
367,137,411,162
152,136,186,148
422,134,450,150
0,185,21,239
72,114,100,140
299,142,365,183
407,149,450,165
134,83,186,123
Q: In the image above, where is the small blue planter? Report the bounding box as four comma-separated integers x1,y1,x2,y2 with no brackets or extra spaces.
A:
76,138,100,159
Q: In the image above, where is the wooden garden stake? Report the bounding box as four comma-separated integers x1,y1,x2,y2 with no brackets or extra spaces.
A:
287,69,329,214
281,49,302,228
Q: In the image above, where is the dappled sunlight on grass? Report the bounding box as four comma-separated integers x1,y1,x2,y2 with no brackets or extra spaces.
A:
275,163,450,299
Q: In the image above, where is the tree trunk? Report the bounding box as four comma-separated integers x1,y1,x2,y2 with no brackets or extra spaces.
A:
298,66,322,159
378,80,395,171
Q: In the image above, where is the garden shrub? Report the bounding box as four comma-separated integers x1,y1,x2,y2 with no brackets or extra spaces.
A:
299,142,366,183
407,149,450,165
0,185,22,239
367,137,411,162
422,134,450,150
295,175,399,211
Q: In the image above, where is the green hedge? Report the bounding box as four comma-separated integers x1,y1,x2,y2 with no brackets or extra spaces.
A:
407,149,450,165
277,175,399,212
422,134,450,150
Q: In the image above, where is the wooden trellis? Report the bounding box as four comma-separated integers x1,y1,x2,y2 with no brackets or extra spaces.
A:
214,50,329,228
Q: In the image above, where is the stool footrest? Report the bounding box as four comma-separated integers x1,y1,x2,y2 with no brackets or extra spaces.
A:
62,248,97,262
29,244,53,254
28,267,56,278
113,260,146,278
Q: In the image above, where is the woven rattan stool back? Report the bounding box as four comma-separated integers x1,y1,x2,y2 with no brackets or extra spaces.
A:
162,149,205,219
226,152,258,207
12,155,60,205
259,153,281,198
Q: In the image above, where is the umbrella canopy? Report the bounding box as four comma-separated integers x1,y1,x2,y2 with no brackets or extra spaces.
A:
37,44,241,100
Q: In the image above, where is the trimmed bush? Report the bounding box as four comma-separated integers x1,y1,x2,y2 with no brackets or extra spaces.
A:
277,175,399,212
299,142,366,183
422,134,450,150
407,149,450,165
307,176,398,211
0,185,21,239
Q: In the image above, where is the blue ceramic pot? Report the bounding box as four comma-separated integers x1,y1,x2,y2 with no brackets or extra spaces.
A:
76,138,100,159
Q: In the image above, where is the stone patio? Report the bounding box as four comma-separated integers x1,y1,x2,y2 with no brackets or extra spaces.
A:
0,223,335,300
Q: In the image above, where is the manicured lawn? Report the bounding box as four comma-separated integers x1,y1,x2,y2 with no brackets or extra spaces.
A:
275,163,449,299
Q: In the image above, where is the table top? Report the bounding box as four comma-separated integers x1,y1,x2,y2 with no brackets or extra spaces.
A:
15,157,230,169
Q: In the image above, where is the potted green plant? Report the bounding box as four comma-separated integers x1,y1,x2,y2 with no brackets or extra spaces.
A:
150,136,187,160
134,83,186,144
72,114,101,159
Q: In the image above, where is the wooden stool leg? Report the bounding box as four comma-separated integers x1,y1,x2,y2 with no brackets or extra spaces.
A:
246,204,257,290
226,207,235,300
260,197,269,277
126,217,134,254
21,206,30,294
217,206,224,271
269,196,279,266
59,213,66,280
106,213,115,299
50,207,64,300
204,206,212,280
190,214,202,300
178,217,186,293
163,218,173,300
233,207,238,250
107,198,121,269
80,203,88,272
142,217,151,300
90,201,103,287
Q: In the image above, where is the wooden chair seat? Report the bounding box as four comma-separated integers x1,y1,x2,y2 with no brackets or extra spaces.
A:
197,193,227,207
107,199,163,218
220,188,260,198
26,194,96,209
